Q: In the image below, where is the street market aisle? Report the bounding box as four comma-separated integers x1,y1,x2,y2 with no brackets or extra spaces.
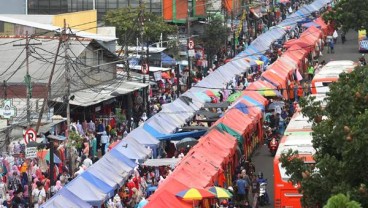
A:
251,29,360,208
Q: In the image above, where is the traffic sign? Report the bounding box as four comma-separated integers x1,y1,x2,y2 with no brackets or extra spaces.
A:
141,63,149,74
24,128,36,144
188,40,194,49
188,49,195,57
25,147,37,158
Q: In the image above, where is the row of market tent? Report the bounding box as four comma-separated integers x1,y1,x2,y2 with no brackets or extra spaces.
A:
41,0,333,207
145,0,333,206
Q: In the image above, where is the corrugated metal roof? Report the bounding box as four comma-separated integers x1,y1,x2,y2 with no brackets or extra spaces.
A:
52,79,148,107
0,38,86,84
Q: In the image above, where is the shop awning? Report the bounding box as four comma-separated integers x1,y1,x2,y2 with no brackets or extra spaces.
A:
143,123,206,141
52,80,148,107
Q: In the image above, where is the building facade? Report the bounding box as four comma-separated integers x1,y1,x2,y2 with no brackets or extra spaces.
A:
28,0,162,19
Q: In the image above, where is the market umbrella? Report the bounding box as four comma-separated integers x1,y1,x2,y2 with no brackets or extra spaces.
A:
175,137,198,150
258,88,281,97
203,90,220,97
137,198,148,208
207,186,233,199
268,101,285,111
176,188,215,200
227,92,242,103
37,149,62,164
194,92,212,103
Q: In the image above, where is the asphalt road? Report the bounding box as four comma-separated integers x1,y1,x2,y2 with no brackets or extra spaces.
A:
251,30,359,207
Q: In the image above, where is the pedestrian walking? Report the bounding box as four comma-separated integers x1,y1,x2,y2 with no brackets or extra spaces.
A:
307,65,315,81
100,131,109,156
329,40,335,54
341,32,346,44
333,30,338,44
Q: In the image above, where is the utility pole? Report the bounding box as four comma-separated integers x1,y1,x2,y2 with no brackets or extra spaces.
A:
63,19,74,178
187,2,192,89
176,64,181,98
13,32,41,126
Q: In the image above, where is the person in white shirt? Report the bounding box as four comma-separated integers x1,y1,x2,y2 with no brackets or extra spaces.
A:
100,131,110,156
83,155,93,169
31,182,46,208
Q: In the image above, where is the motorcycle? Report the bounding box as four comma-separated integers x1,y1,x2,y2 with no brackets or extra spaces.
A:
269,137,279,156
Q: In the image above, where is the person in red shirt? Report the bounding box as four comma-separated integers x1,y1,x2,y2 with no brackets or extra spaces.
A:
126,176,135,198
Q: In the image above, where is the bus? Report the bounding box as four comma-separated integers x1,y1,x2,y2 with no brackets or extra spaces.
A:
358,30,368,52
273,95,327,207
311,60,356,94
273,131,315,208
274,110,314,208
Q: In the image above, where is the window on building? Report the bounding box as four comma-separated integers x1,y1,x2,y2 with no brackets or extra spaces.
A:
0,22,4,33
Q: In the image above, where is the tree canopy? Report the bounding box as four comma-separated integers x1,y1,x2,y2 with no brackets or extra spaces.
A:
199,13,228,66
104,6,177,46
280,65,368,207
324,194,362,208
323,0,368,32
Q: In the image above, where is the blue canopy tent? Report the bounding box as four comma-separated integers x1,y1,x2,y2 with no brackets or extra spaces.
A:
40,188,92,208
112,137,152,162
126,127,160,157
161,52,176,66
65,174,112,207
87,150,135,188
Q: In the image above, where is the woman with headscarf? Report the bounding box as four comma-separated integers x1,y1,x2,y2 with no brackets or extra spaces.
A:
54,181,62,192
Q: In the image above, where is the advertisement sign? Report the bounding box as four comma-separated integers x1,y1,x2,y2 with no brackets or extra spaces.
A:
0,99,17,119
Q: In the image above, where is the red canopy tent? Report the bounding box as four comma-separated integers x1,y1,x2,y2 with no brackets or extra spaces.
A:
284,39,315,53
146,189,192,208
314,17,328,36
236,99,263,121
282,45,307,69
242,91,269,107
149,178,189,201
213,109,254,136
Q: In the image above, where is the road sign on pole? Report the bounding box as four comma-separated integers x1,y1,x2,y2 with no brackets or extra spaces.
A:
24,128,36,144
25,147,37,158
188,40,194,49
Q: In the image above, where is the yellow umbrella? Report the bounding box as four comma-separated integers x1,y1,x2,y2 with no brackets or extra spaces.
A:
176,188,215,200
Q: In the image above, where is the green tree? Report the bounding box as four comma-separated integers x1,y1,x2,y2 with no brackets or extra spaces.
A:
324,194,362,208
323,0,368,32
104,6,177,46
280,66,368,207
200,13,228,67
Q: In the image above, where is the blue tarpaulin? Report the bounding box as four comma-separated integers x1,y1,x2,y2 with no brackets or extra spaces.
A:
161,52,176,65
234,102,249,114
143,124,206,140
241,96,265,112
